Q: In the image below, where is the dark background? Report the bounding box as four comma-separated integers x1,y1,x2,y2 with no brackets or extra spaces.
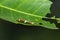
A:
0,0,60,40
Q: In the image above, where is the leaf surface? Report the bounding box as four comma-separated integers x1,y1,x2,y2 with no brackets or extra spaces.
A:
0,0,58,29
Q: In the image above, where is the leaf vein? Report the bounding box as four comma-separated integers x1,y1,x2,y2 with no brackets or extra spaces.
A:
0,4,60,21
0,4,43,18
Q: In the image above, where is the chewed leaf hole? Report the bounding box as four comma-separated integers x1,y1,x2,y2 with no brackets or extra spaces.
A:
39,23,43,25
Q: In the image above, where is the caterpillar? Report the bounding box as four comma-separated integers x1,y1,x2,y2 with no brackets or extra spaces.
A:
17,19,34,25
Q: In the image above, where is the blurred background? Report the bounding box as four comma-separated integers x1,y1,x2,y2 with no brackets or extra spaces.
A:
0,0,60,40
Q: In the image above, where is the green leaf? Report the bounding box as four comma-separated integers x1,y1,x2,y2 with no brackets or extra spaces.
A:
0,0,58,29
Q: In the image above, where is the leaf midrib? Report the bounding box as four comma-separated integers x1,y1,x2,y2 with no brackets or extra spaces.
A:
0,4,60,21
0,4,45,18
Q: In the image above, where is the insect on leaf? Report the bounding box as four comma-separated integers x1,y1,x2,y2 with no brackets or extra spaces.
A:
0,0,58,29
